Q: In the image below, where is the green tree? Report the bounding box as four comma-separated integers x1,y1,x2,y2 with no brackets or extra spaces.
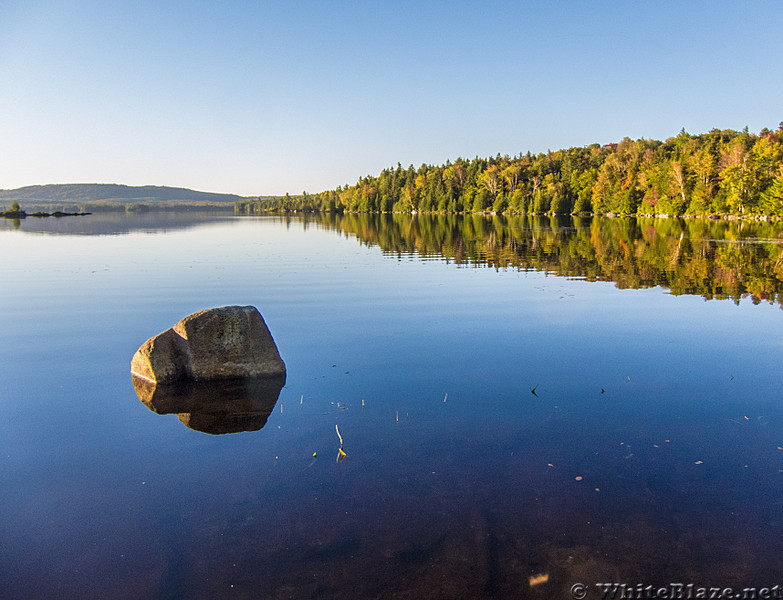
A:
760,175,783,215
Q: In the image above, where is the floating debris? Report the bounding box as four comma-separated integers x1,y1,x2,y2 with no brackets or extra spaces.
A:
443,393,448,403
575,476,583,481
530,384,539,397
313,452,317,458
335,424,343,446
695,461,704,465
529,573,549,586
335,424,347,462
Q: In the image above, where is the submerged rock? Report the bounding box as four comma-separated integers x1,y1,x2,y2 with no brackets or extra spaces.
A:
131,305,286,384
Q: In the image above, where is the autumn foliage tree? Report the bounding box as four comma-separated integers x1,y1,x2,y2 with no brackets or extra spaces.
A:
237,125,783,217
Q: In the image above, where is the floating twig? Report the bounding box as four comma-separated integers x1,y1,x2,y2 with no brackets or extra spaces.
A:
335,424,343,447
335,425,347,462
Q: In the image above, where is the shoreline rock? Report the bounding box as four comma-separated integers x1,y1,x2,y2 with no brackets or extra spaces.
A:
131,305,286,384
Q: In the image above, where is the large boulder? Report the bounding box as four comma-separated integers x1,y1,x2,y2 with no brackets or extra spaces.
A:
131,306,286,384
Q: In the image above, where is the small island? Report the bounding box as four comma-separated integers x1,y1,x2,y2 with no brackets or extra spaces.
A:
1,201,90,220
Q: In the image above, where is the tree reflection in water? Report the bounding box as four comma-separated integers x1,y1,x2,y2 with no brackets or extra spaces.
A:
283,213,783,306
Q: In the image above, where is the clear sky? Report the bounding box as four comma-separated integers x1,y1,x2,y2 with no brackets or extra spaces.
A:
1,1,781,197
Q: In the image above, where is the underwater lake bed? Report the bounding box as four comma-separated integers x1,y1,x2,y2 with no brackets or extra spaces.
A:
1,213,782,599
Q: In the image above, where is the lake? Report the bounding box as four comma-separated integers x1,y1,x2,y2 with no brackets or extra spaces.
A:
2,212,782,599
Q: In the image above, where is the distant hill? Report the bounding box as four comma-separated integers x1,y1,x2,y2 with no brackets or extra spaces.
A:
0,183,249,208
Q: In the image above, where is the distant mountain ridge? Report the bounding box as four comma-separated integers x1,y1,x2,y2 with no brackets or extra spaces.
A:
0,183,248,205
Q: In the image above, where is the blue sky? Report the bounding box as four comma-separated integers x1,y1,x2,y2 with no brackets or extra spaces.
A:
1,1,781,196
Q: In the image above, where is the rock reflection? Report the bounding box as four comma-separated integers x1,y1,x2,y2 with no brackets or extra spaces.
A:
132,375,285,435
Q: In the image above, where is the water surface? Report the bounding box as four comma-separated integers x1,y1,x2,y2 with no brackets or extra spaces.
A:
1,213,782,599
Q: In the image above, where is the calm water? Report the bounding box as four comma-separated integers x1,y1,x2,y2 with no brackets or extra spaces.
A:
1,213,782,599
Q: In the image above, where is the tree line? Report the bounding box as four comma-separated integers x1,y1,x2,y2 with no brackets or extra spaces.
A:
237,125,783,217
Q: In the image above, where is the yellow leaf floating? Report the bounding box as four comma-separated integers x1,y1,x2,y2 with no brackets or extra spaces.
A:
529,573,549,586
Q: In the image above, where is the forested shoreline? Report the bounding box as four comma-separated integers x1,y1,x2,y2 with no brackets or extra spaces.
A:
237,125,783,218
